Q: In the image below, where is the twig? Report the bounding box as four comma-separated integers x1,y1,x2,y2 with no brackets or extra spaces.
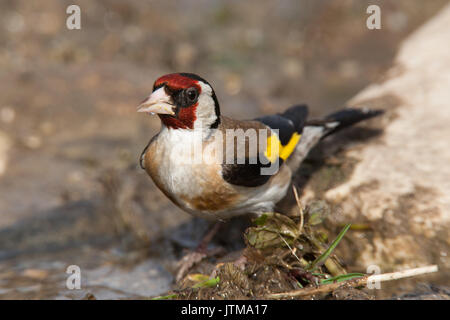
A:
292,185,304,234
279,233,303,265
368,265,438,283
265,265,438,299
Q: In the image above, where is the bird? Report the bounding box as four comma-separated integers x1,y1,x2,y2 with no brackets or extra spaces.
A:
138,72,382,221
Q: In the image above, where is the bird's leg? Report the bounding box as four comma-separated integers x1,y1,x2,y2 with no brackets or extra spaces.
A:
176,221,224,282
195,221,222,252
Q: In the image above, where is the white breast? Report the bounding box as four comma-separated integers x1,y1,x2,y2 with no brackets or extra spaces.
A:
151,128,214,197
146,126,293,219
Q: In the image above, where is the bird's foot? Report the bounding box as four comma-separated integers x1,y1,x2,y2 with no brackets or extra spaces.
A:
175,221,225,282
210,252,248,279
289,268,320,286
176,247,224,283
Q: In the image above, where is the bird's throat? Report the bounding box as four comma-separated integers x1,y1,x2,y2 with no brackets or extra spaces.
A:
159,104,198,129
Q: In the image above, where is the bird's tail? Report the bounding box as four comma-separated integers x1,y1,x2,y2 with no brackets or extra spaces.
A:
306,108,384,139
286,108,383,171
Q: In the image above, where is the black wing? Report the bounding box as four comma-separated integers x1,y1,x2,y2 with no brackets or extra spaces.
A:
222,105,309,187
255,104,308,144
222,160,273,187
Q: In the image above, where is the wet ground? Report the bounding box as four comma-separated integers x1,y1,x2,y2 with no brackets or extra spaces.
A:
0,0,448,299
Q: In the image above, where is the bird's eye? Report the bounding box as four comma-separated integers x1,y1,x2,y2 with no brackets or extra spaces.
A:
186,87,198,102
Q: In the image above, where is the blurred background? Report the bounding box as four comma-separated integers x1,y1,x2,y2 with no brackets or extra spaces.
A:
0,0,448,299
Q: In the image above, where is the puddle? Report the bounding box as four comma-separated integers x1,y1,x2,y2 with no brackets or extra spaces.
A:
0,245,174,299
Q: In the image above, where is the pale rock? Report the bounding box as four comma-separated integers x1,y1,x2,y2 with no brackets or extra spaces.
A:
315,5,450,272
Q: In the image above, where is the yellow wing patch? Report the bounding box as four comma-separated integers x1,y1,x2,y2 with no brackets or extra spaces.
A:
265,132,301,163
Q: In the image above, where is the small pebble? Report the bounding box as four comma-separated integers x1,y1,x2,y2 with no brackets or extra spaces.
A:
24,135,42,149
22,269,49,280
1,107,15,123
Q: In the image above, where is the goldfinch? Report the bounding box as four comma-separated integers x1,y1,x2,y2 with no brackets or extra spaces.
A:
138,73,382,220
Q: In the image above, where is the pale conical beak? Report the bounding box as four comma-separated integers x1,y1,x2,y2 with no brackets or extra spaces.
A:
137,87,175,115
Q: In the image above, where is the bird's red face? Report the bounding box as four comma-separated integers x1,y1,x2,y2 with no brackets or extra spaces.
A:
138,73,220,130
